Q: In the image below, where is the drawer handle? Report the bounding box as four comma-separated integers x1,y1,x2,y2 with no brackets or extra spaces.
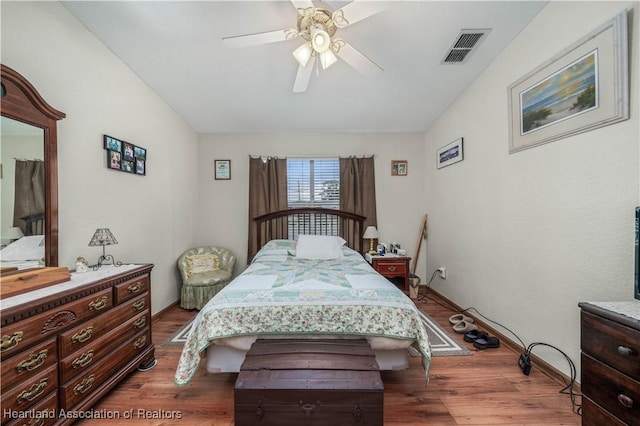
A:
132,300,146,312
17,378,48,404
618,394,634,409
617,345,638,357
72,350,95,369
72,326,94,344
388,266,396,272
299,400,321,417
16,349,48,372
1,331,24,352
134,336,147,349
88,296,108,311
133,317,147,329
73,374,95,395
128,282,142,293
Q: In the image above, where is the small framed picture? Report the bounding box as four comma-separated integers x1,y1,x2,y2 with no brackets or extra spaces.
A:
215,160,231,180
436,137,464,169
136,159,146,176
123,143,134,161
134,146,147,161
108,150,121,170
121,160,134,173
104,135,122,152
391,160,408,176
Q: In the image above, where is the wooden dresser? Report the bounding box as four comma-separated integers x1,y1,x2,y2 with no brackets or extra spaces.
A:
579,301,639,426
1,264,155,425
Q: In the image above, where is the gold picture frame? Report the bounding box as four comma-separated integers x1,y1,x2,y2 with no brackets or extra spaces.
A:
391,160,408,176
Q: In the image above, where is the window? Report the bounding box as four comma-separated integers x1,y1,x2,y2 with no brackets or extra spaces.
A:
287,158,340,238
287,159,339,209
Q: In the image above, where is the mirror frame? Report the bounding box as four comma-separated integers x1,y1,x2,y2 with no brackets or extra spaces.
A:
1,64,65,266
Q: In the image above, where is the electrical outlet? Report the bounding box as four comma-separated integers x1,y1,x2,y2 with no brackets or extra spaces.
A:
437,267,446,279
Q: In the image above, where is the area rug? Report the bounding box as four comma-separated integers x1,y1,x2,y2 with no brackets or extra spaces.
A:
166,309,471,356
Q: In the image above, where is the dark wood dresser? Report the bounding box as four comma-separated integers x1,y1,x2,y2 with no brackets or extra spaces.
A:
579,301,639,425
1,264,155,425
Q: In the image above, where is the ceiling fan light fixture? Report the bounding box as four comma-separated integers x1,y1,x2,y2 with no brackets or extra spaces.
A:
310,25,331,53
319,50,337,70
293,42,313,67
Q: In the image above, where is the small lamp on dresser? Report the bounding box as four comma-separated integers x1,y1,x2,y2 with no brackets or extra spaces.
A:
363,226,379,254
88,228,122,270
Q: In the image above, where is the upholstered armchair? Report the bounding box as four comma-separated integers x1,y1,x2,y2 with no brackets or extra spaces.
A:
177,246,236,310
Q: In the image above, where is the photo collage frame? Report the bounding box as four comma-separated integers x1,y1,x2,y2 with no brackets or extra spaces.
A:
104,134,147,176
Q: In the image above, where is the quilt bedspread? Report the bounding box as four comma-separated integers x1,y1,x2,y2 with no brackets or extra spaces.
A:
174,240,431,386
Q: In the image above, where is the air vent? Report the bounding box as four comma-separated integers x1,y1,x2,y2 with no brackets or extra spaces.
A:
441,29,491,64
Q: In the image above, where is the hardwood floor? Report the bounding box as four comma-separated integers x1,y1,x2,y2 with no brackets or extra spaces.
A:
81,291,582,425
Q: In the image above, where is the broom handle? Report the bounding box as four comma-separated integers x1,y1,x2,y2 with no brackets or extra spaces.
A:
411,214,427,276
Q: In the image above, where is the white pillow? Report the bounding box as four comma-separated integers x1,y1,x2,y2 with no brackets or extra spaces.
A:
0,235,45,261
295,235,346,260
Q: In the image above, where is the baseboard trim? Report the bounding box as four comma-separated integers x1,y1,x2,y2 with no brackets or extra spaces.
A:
152,300,180,323
428,288,581,393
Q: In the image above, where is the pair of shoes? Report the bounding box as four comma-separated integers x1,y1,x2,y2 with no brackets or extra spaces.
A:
474,335,500,350
448,314,474,325
463,330,486,343
453,321,477,334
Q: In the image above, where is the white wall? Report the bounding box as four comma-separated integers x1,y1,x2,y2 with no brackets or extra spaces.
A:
197,133,428,279
423,1,639,380
1,2,199,314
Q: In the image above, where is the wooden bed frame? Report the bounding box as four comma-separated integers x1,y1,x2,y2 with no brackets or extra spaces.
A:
253,208,367,254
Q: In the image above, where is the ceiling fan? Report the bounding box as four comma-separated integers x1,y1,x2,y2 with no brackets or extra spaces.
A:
222,0,386,93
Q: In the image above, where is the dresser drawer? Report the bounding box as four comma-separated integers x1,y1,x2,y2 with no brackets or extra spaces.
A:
1,338,57,393
375,261,407,276
59,310,149,383
581,397,626,426
114,274,149,304
58,292,149,357
5,391,58,426
581,310,640,378
1,364,57,422
581,353,640,425
1,288,113,359
60,328,151,411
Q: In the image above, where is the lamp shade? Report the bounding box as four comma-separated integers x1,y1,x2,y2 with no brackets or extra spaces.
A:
310,25,331,53
4,227,24,240
293,42,313,67
363,226,379,239
88,228,118,247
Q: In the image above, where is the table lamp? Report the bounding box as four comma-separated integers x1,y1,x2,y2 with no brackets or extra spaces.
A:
363,226,379,254
88,228,122,270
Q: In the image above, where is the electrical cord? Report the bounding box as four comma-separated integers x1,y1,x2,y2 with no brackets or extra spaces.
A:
415,269,581,414
525,342,582,415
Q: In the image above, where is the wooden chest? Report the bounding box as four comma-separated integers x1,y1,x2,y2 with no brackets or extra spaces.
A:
235,339,383,426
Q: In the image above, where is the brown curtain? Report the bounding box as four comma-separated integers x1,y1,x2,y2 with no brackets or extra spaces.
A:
339,156,377,253
13,160,45,235
247,157,288,263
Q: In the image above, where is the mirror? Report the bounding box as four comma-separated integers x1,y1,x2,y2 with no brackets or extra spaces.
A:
1,64,65,267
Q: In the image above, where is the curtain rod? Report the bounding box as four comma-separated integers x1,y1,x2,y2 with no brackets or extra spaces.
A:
13,157,43,161
249,155,375,159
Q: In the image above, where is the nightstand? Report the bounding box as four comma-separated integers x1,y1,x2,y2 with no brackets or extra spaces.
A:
367,254,411,291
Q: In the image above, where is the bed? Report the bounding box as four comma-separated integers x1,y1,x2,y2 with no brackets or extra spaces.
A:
174,208,431,386
0,235,45,270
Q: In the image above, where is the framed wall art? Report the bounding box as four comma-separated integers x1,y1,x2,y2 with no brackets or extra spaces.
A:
214,159,231,180
391,160,408,176
508,10,629,153
436,138,464,169
103,134,147,176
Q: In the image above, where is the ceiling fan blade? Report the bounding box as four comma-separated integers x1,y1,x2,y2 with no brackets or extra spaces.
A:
290,0,315,16
293,55,316,93
331,1,387,28
222,28,298,48
331,39,383,76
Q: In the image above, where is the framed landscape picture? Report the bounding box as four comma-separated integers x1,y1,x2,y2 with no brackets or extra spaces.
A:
436,138,464,169
508,10,628,153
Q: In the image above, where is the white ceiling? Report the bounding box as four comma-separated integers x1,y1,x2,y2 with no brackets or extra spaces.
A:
62,1,547,134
